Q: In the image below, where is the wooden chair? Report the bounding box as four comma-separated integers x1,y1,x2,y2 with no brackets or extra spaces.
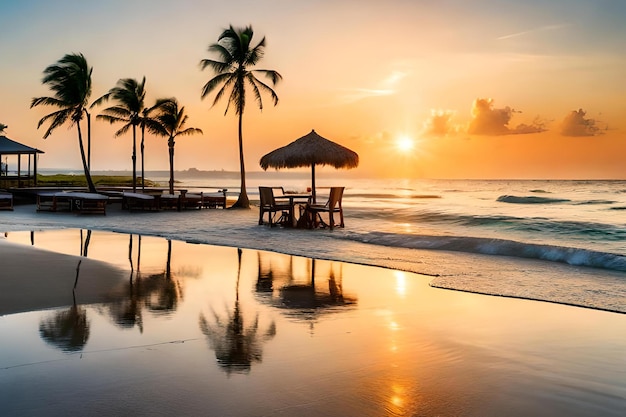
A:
306,187,345,230
258,186,291,226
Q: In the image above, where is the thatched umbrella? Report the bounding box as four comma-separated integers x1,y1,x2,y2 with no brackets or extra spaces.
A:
259,129,358,203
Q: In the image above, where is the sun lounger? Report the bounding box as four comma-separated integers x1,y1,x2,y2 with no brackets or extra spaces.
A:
37,191,108,214
160,193,182,210
181,193,202,210
66,192,109,214
0,192,13,211
37,192,72,212
122,192,158,211
200,190,227,209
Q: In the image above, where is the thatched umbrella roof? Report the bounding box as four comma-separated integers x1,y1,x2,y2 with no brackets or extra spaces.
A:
259,130,358,202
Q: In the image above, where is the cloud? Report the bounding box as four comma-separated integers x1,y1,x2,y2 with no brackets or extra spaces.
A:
560,109,601,136
382,70,408,88
338,69,408,103
468,98,546,136
423,109,458,137
497,24,567,41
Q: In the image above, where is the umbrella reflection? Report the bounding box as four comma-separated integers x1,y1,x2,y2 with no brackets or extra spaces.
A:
200,248,276,375
255,252,357,318
39,260,90,352
107,237,183,332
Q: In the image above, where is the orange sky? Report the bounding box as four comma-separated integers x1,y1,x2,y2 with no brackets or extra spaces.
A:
1,0,625,179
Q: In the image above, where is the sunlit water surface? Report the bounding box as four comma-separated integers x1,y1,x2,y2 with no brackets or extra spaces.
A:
1,230,625,417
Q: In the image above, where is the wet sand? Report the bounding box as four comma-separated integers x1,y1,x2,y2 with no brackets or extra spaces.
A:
0,239,129,315
1,229,625,416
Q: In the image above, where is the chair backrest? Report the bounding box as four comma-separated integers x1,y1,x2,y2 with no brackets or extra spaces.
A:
259,186,276,207
272,186,285,197
327,187,344,209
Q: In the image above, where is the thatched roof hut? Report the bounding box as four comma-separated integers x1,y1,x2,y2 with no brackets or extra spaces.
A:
259,130,358,202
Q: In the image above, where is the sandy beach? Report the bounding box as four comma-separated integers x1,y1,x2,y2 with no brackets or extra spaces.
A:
1,204,625,416
0,239,129,315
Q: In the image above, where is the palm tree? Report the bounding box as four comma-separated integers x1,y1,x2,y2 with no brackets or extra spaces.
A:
31,53,97,192
93,77,147,192
138,102,170,190
200,25,282,208
0,123,7,134
154,98,203,194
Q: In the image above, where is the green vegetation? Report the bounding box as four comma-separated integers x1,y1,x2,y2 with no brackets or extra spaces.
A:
36,174,160,188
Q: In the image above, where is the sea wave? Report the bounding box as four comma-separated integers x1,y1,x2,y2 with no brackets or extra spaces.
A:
350,207,625,243
574,199,616,205
342,231,626,273
347,193,441,200
497,195,570,204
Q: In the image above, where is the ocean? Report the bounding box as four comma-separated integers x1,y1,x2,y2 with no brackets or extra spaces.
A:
5,171,626,314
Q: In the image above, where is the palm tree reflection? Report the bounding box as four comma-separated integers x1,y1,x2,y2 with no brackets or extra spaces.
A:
199,248,276,375
39,260,90,352
108,237,183,332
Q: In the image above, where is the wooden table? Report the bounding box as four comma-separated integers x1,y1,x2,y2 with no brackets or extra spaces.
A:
275,193,311,227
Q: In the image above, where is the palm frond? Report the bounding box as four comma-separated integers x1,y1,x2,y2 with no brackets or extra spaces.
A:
31,96,66,108
96,114,127,124
201,73,233,99
246,37,266,66
246,74,264,110
99,105,133,119
177,127,203,137
250,74,280,106
114,123,132,137
254,69,282,85
90,92,111,108
39,110,72,138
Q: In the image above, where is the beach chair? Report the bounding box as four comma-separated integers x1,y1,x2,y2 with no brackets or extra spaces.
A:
258,186,291,227
305,187,345,230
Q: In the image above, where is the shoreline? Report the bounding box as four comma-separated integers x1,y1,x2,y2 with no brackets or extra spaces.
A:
2,201,626,315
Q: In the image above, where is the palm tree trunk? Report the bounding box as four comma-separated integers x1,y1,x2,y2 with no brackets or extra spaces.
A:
231,112,249,208
86,112,91,170
132,126,137,193
77,123,97,193
141,125,145,191
168,137,175,195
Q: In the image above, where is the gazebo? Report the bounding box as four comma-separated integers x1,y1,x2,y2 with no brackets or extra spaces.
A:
0,136,44,188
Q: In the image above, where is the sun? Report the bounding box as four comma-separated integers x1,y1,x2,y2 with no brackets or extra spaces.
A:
395,135,415,153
